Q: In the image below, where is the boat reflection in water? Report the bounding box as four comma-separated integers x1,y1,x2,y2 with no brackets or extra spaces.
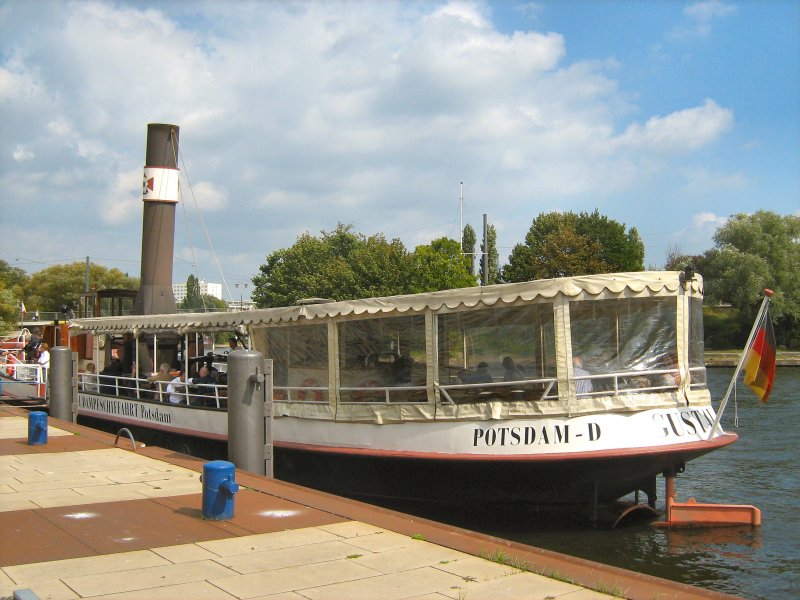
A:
67,270,736,519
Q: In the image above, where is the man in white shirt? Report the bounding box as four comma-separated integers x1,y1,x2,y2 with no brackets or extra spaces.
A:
166,372,186,404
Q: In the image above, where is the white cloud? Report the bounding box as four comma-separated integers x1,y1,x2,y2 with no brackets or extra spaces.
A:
184,181,228,212
1,0,773,283
616,99,733,153
103,167,141,225
672,0,738,39
12,145,33,161
691,211,728,230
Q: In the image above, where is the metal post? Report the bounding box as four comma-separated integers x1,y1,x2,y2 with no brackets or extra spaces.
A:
707,291,772,439
227,350,272,476
50,347,76,422
482,213,488,286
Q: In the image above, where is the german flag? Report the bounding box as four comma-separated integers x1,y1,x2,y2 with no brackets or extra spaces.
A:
743,308,776,403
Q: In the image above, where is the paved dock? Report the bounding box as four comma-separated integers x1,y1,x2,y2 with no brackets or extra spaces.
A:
0,406,740,600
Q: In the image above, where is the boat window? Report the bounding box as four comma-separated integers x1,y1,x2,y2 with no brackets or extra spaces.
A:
688,298,707,388
569,297,678,395
259,324,329,402
338,315,427,403
437,304,558,404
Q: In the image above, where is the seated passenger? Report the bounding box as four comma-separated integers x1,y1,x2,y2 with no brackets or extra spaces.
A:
191,366,217,405
465,362,493,384
501,356,525,382
98,359,123,394
82,362,99,393
147,363,174,400
573,356,593,395
166,372,186,404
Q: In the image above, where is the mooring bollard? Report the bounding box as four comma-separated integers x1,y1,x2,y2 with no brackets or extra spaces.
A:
201,460,240,520
28,411,48,445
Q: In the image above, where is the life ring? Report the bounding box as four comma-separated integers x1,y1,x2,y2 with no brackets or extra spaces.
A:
296,378,323,401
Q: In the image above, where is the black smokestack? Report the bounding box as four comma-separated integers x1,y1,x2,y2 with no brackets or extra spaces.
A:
133,123,180,315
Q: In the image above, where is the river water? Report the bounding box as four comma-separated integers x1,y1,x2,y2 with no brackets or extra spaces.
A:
470,367,799,599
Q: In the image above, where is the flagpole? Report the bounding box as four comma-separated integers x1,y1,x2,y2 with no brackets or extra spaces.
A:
707,289,773,440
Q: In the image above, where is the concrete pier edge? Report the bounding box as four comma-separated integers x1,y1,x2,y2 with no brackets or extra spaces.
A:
0,405,742,600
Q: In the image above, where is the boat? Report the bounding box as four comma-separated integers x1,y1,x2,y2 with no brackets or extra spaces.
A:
0,323,66,405
66,270,737,513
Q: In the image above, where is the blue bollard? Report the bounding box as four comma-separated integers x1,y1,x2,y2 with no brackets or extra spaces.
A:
202,460,240,520
28,411,48,446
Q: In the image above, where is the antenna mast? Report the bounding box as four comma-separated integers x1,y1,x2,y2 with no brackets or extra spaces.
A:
459,182,464,248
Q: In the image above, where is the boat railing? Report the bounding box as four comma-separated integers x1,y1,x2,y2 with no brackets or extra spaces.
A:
573,366,697,397
438,377,559,404
275,385,330,403
2,359,45,384
82,373,227,409
339,383,428,404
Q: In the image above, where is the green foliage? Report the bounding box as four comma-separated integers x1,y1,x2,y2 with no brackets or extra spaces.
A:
0,286,19,335
462,224,477,275
478,224,500,285
179,275,202,310
703,306,743,349
503,210,643,282
408,237,476,293
700,211,800,347
23,262,138,313
252,224,476,307
0,260,29,334
0,260,28,294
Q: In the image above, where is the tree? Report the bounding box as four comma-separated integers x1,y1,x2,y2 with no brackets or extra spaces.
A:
408,238,476,293
462,224,477,275
0,260,28,295
0,260,29,334
478,223,500,285
24,262,139,313
503,211,643,282
700,211,800,347
576,210,644,273
0,286,19,335
180,275,203,311
252,224,477,308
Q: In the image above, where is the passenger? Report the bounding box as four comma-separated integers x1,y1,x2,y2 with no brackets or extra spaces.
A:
228,337,239,351
99,359,123,394
147,363,174,400
166,371,187,404
37,343,51,372
120,333,134,376
23,329,42,362
573,356,593,395
191,366,217,405
393,355,414,384
467,361,494,384
501,356,524,382
82,362,99,392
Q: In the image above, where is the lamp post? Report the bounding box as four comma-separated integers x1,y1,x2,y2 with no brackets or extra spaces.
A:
235,283,249,310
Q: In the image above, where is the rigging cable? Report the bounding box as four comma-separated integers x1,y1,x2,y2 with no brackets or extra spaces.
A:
176,146,234,310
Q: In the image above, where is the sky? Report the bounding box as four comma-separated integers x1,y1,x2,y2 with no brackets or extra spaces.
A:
1,0,798,302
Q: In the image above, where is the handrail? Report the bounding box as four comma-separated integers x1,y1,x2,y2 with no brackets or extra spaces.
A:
80,373,227,409
114,428,138,451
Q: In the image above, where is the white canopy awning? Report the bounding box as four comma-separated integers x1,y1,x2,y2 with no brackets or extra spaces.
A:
69,271,703,335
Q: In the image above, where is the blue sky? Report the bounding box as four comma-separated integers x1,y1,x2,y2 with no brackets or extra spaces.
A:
1,0,797,302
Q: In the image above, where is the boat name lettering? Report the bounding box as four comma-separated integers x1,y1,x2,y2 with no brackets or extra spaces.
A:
653,408,715,438
77,395,172,425
472,423,600,447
